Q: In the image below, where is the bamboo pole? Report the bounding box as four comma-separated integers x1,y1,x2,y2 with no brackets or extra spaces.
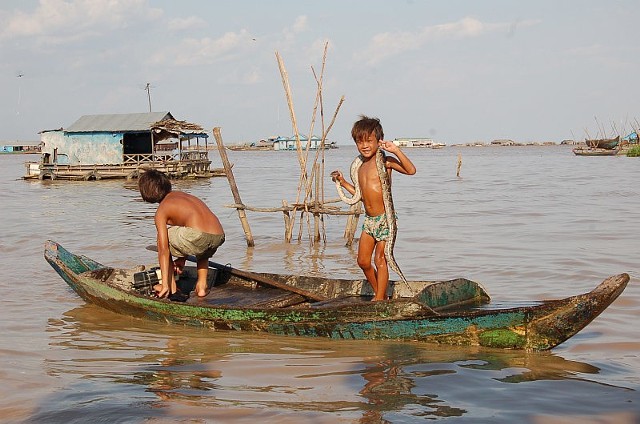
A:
213,127,254,247
282,200,292,241
276,52,310,241
344,202,362,247
275,52,308,185
298,207,306,242
313,163,320,242
302,43,328,201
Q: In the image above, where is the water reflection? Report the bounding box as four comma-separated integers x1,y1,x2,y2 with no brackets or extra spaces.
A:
36,303,617,421
359,354,464,422
127,337,224,404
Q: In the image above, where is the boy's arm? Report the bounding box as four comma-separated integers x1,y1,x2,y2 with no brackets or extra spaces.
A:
380,141,416,175
154,209,173,298
331,170,356,195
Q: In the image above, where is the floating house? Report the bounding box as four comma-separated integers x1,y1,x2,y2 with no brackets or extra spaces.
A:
227,135,338,151
272,134,338,151
393,138,445,148
1,142,41,154
24,112,224,180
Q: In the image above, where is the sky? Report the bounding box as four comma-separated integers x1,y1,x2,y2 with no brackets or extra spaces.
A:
1,0,638,145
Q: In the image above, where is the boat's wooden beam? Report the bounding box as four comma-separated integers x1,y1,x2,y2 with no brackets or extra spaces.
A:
146,245,327,302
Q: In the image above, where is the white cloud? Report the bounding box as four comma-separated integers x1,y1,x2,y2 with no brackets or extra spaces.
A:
224,68,262,85
150,29,254,66
292,15,308,33
168,16,207,32
279,15,309,50
358,17,532,65
0,0,163,44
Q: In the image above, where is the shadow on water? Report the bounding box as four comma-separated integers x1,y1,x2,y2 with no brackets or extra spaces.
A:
26,303,632,423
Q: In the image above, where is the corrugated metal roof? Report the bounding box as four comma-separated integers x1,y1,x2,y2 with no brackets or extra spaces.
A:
66,112,173,132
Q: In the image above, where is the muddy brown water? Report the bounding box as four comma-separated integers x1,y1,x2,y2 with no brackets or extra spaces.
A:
1,145,638,423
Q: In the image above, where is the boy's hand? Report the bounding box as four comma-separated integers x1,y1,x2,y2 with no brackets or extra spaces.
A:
330,170,344,183
379,140,399,154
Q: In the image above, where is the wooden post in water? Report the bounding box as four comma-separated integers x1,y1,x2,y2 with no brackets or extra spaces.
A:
213,127,255,247
456,153,462,177
344,202,362,247
313,163,321,242
282,200,292,241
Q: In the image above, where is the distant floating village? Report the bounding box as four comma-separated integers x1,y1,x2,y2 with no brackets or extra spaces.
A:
450,139,574,147
225,136,580,151
227,135,338,151
388,137,578,148
5,114,638,183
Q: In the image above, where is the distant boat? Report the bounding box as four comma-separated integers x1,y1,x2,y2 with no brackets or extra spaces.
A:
572,146,620,156
585,136,619,150
1,143,41,154
227,140,273,151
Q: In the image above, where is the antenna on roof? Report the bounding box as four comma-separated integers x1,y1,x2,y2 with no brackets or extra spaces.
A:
145,82,152,112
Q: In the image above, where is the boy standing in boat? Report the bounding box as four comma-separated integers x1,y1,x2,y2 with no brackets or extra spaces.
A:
331,116,416,301
138,169,225,298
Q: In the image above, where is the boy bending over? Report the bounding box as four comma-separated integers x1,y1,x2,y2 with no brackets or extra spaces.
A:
138,169,225,298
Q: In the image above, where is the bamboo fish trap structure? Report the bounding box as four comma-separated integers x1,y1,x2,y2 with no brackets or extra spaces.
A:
216,43,361,247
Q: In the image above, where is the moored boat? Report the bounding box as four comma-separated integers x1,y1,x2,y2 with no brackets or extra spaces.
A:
45,240,629,351
585,136,620,150
573,146,620,156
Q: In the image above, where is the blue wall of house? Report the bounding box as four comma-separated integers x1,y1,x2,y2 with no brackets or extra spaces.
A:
273,135,322,150
40,131,124,165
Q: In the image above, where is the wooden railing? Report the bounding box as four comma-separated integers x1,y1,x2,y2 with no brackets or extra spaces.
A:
123,151,209,164
180,151,209,161
123,154,154,164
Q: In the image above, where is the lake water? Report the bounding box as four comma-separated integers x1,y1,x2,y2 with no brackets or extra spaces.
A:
0,145,638,423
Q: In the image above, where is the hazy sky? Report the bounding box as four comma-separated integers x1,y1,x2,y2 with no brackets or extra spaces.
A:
1,0,638,144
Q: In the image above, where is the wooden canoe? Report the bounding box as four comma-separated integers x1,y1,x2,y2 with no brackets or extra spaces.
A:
44,240,629,351
573,146,620,156
585,136,620,149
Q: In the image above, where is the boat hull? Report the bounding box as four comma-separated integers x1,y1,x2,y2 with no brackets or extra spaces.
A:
44,241,629,351
573,147,620,156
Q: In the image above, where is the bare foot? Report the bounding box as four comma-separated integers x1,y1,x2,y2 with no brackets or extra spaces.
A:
153,284,169,298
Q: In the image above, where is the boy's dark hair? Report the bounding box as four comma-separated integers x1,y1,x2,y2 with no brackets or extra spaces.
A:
351,115,384,143
138,169,172,203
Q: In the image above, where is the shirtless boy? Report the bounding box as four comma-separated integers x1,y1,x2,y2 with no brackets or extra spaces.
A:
331,116,416,301
138,169,225,298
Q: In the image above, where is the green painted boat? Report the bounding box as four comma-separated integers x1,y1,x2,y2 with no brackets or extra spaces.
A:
45,240,629,351
585,136,620,149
